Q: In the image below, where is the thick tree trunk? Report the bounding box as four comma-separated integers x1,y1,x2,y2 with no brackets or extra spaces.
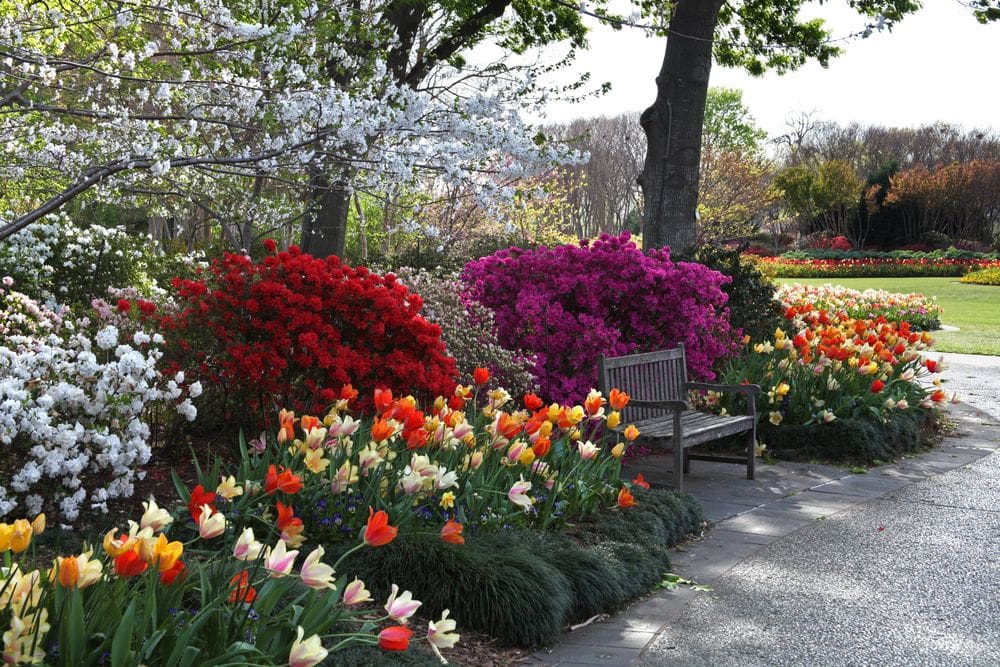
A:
639,0,724,254
300,172,349,258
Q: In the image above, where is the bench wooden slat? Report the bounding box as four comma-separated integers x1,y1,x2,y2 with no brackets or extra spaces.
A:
598,344,759,492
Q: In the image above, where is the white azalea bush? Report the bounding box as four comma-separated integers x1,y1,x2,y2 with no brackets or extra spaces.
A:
0,284,197,522
0,214,156,306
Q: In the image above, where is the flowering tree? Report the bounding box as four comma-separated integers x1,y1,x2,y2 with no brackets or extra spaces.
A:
0,1,588,252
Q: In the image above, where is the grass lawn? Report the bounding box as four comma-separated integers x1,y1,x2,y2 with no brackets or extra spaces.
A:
778,277,1000,356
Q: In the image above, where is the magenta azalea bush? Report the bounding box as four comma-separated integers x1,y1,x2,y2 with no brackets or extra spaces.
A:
461,233,738,403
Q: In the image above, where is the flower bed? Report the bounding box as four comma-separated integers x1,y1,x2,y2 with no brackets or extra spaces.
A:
709,295,951,463
753,255,1000,278
776,283,944,331
960,267,1000,285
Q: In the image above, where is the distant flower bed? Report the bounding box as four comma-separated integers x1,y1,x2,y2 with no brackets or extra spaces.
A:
712,303,950,432
776,283,943,331
752,255,1000,278
960,266,1000,285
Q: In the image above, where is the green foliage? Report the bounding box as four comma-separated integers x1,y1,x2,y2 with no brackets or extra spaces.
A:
702,87,767,155
961,266,1000,285
680,245,783,344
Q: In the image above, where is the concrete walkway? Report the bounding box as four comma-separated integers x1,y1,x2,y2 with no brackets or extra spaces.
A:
528,356,1000,666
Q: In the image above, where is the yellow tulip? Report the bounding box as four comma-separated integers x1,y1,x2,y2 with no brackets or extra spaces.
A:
103,529,136,558
611,443,626,458
30,514,45,536
10,519,32,553
151,534,184,573
517,449,536,467
606,411,621,429
0,523,12,552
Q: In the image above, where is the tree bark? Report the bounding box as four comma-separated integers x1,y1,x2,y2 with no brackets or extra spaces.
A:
300,172,350,259
639,0,724,254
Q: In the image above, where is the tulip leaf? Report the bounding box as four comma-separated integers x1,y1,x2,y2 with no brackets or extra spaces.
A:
62,588,85,666
111,600,136,667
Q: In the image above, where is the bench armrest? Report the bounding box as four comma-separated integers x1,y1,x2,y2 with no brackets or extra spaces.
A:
687,382,762,396
628,399,688,412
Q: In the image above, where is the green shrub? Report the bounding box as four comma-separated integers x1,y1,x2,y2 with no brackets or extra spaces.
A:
325,645,444,666
961,267,1000,285
679,245,783,344
335,487,703,648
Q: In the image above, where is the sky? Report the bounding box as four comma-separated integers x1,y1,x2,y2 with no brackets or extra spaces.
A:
535,1,1000,138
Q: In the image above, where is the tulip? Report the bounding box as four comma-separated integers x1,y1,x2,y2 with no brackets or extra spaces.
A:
524,393,544,410
611,442,626,458
150,534,184,573
330,461,359,494
398,470,424,495
517,448,536,467
0,523,12,552
769,411,783,425
264,465,303,495
384,584,422,622
55,556,79,588
197,506,226,539
264,540,298,578
617,487,638,508
342,577,373,605
871,379,885,393
469,451,484,469
277,409,297,444
440,519,464,545
434,467,459,490
187,485,217,523
577,441,599,460
300,415,320,434
606,411,621,429
303,447,330,474
378,626,412,651
508,478,533,509
427,609,460,651
300,546,336,590
233,527,264,561
632,473,650,489
227,570,257,604
216,475,244,500
623,424,640,441
362,508,398,547
160,560,186,586
288,626,328,667
140,497,174,532
608,388,630,411
30,514,45,536
9,519,32,553
114,548,148,578
473,367,490,386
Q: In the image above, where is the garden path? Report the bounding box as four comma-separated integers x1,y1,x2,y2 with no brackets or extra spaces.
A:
529,354,1000,667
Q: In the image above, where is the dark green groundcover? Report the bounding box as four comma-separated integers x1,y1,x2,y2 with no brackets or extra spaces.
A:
331,487,703,654
698,410,933,465
758,410,933,464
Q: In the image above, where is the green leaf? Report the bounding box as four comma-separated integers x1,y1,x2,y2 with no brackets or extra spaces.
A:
111,599,137,667
62,588,86,666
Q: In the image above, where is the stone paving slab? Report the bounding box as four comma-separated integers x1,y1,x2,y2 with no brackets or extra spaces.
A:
529,400,1000,667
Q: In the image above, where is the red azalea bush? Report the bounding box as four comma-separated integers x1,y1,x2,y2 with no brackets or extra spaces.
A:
161,243,457,417
461,233,738,404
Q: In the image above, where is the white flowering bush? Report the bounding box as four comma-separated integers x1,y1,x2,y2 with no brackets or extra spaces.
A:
0,284,198,522
0,214,155,306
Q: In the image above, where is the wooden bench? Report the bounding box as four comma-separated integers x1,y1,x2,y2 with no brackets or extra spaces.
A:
597,344,761,493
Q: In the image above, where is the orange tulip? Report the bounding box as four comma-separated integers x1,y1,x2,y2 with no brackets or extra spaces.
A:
608,388,630,411
440,519,465,545
228,570,257,604
363,508,398,547
56,556,80,588
370,417,396,443
300,415,320,434
524,393,544,411
623,424,640,441
277,409,297,444
532,436,551,458
374,388,394,413
617,487,638,509
264,465,303,495
632,473,650,489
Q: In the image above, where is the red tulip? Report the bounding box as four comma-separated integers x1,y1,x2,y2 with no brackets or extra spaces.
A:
524,393,544,411
265,465,303,495
160,560,187,586
632,473,650,489
188,484,217,523
473,367,490,386
363,508,398,547
617,487,638,509
378,626,412,651
870,379,885,393
114,549,149,578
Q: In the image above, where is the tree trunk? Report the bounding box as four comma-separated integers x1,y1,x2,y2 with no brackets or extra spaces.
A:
301,172,349,258
639,0,724,254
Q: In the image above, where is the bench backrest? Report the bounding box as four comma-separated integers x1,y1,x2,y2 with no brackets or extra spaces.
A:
597,345,689,423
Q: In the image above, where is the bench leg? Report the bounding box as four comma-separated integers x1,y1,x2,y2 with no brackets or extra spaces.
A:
672,412,684,492
683,449,691,474
746,427,756,480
